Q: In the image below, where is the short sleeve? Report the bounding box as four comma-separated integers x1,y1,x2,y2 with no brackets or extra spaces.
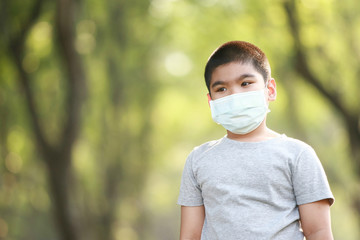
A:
292,145,334,206
177,151,204,206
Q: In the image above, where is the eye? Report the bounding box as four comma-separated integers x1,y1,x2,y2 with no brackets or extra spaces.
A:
216,87,226,92
241,81,251,87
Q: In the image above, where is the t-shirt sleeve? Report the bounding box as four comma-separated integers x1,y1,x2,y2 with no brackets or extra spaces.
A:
292,145,334,206
177,151,204,206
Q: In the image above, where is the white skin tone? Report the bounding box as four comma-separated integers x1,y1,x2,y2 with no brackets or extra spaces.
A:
180,62,333,240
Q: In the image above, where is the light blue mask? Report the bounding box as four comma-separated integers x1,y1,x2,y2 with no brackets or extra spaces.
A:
209,90,269,134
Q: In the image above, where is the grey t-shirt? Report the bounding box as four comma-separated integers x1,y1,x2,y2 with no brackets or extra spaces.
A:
177,135,334,240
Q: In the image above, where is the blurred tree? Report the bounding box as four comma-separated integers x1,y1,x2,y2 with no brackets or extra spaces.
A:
3,0,86,239
283,0,360,216
84,0,157,239
2,0,158,239
1,0,359,239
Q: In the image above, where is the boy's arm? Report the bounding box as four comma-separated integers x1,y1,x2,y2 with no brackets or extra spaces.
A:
299,199,333,240
180,205,205,240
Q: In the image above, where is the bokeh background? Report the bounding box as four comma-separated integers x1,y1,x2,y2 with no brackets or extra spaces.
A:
1,0,360,239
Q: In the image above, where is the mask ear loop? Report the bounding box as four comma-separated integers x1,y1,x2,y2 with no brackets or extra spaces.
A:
207,93,212,106
264,80,272,98
265,80,269,91
264,80,271,113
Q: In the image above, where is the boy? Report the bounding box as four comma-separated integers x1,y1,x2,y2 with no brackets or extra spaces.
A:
178,41,334,240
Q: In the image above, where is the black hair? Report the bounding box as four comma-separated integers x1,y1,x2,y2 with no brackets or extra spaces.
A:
204,41,271,92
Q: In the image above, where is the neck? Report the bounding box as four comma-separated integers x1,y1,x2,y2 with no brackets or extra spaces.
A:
226,120,280,142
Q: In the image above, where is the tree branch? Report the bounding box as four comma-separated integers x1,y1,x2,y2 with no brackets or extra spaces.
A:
55,0,87,157
8,0,54,159
283,1,352,119
283,0,360,172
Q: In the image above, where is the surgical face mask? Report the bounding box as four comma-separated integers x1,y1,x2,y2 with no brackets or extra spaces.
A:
209,89,269,134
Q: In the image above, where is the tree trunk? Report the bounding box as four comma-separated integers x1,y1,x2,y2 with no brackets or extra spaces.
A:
47,152,81,240
7,0,87,239
283,0,360,224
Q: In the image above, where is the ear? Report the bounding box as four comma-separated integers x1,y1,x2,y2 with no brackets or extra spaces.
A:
207,93,212,106
267,78,277,101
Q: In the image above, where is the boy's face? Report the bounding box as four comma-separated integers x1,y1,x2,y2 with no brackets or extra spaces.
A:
209,62,276,102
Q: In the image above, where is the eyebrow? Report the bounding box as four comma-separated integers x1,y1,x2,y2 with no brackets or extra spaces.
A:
210,73,256,89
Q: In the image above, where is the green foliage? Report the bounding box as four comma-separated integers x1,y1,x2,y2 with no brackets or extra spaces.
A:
1,0,359,239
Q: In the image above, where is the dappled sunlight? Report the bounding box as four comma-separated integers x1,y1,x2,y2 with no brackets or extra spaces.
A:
1,0,360,239
164,51,193,77
75,20,97,55
27,21,53,57
149,0,178,19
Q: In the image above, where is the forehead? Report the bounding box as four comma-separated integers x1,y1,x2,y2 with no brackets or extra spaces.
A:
210,62,263,84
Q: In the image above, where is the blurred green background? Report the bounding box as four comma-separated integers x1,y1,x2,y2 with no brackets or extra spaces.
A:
1,0,360,239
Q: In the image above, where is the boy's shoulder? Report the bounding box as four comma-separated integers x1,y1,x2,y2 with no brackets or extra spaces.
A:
192,137,225,155
276,135,315,151
186,136,232,161
274,134,307,143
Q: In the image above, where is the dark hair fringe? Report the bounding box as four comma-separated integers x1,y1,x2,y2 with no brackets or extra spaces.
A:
204,41,271,92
